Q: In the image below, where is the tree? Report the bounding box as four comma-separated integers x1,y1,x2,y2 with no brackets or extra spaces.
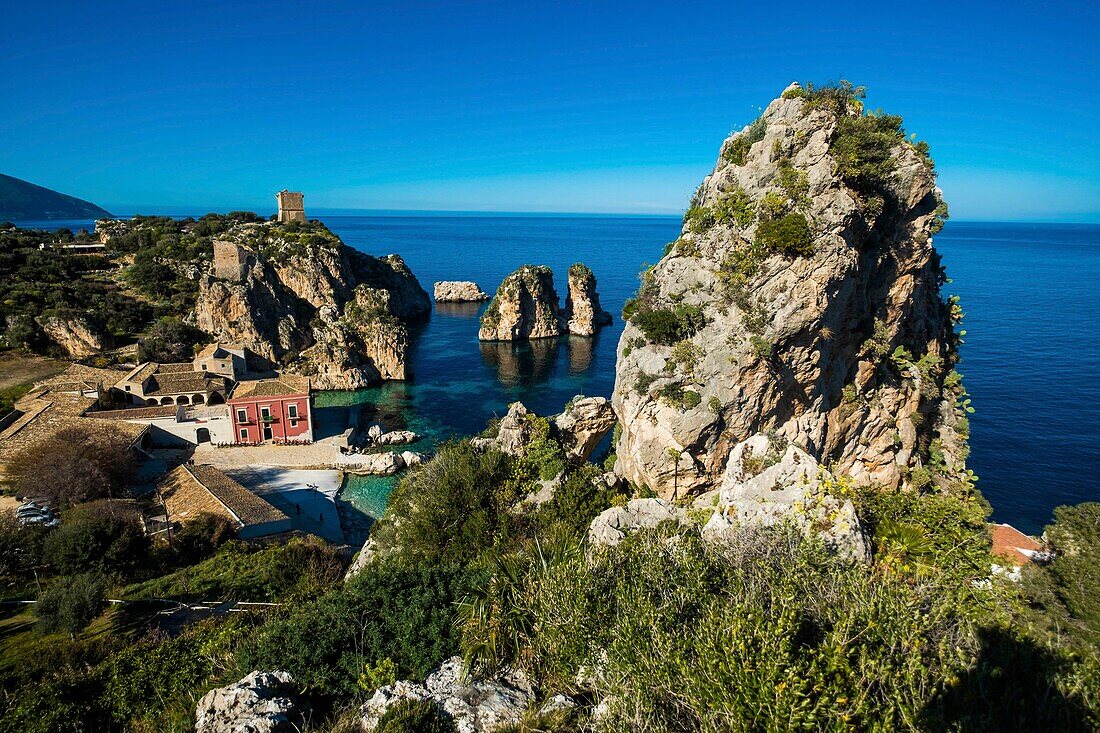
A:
0,511,46,579
7,426,137,508
137,317,206,363
36,572,106,636
44,501,148,576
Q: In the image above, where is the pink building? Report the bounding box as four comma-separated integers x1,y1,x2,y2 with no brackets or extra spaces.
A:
227,375,313,445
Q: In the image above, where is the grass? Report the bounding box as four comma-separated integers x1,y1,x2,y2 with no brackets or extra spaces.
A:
0,353,66,413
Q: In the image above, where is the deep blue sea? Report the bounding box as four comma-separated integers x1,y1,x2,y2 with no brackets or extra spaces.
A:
17,215,1100,534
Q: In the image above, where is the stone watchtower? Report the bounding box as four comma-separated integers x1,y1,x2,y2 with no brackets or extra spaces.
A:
212,240,254,282
276,190,306,224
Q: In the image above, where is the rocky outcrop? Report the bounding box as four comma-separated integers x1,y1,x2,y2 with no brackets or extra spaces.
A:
434,281,490,302
472,402,533,456
194,670,305,733
195,222,430,388
553,396,616,463
361,656,534,733
588,498,685,547
700,433,870,561
478,266,563,341
562,263,612,336
613,83,965,499
37,315,105,357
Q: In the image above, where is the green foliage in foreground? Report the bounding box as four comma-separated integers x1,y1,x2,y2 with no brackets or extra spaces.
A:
35,572,106,636
240,560,471,699
755,211,813,258
123,537,346,602
375,699,457,733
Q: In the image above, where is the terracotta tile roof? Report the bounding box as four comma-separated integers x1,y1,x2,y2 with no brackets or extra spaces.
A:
231,374,310,399
991,523,1044,566
38,363,128,394
161,464,287,527
197,343,246,359
157,362,195,373
147,372,222,395
120,362,159,386
0,395,149,473
93,405,182,420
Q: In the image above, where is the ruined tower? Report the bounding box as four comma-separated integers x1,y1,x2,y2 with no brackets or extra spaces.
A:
212,240,253,282
276,190,306,223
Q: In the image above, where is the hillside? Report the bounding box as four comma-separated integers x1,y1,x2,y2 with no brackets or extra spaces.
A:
0,173,111,221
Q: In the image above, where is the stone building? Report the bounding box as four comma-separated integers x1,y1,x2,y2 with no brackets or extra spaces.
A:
212,240,254,282
276,190,306,223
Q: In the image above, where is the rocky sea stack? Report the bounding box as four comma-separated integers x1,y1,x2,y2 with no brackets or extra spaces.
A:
613,82,963,500
479,263,611,341
434,280,491,302
193,220,431,389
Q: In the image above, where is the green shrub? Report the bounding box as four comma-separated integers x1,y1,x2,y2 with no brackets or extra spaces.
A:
830,113,905,194
723,116,767,165
370,441,520,567
776,163,809,206
712,187,755,228
800,80,867,115
123,537,346,602
631,304,706,346
755,212,813,258
36,573,106,635
519,416,566,481
749,335,774,359
44,502,148,576
172,512,238,565
683,205,715,234
655,384,702,411
375,699,455,733
241,560,471,700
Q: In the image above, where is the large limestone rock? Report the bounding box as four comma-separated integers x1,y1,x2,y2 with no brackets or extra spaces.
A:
434,281,490,302
613,83,966,499
562,263,612,336
701,433,870,561
472,401,533,457
37,315,105,357
553,396,616,463
478,266,563,341
194,670,305,733
361,656,533,733
195,222,430,388
588,498,685,547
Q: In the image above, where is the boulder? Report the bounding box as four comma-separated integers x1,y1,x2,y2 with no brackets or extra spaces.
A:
376,430,420,446
361,657,534,733
37,315,105,358
562,263,612,336
553,396,616,463
194,670,305,733
434,281,491,302
613,83,968,499
340,451,405,475
588,498,685,547
701,434,870,561
478,266,563,341
400,450,427,468
493,402,533,456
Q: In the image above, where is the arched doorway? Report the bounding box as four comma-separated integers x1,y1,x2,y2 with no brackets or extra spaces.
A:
193,394,206,404
176,395,189,405
208,392,225,405
147,398,158,406
196,427,211,443
160,396,174,405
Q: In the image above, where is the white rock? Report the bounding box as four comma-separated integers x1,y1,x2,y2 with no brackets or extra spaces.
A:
588,498,685,547
434,281,491,302
195,670,304,733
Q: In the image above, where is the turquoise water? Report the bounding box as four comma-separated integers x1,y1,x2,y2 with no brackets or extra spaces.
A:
16,215,1100,534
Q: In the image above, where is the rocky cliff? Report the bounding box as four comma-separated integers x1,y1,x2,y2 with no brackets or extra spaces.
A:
195,222,430,388
613,82,965,500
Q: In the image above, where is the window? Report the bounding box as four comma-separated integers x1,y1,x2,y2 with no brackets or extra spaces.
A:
260,406,272,422
239,428,248,441
236,408,248,423
287,404,298,419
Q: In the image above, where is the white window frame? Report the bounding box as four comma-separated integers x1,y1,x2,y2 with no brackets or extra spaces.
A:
239,428,248,441
287,404,298,419
236,408,248,423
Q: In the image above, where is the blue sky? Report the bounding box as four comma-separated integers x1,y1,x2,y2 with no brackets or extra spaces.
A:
2,1,1098,220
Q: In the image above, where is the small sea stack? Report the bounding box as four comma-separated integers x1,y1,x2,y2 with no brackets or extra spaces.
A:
478,265,563,341
433,280,490,302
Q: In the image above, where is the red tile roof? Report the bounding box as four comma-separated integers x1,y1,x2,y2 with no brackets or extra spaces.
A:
991,523,1044,566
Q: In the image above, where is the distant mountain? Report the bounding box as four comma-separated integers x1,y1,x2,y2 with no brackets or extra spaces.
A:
0,173,111,221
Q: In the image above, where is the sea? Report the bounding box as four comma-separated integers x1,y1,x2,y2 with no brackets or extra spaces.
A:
14,215,1100,535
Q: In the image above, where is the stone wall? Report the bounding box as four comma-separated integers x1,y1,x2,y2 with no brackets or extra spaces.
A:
276,190,306,223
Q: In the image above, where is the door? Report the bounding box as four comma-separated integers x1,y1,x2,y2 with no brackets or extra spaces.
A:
260,406,273,441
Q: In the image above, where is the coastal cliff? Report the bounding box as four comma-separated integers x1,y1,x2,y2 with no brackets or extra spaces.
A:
613,82,963,499
195,221,430,388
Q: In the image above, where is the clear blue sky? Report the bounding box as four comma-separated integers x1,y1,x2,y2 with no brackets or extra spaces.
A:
2,0,1098,220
